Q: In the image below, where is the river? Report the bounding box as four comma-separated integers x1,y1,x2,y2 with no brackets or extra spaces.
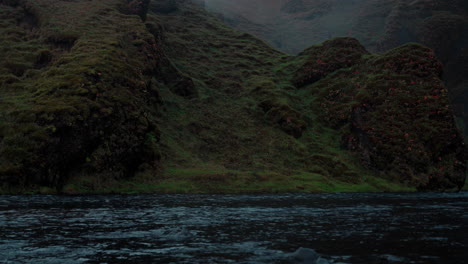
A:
1,192,467,264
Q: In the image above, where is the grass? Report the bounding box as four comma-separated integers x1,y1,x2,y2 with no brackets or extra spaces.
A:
149,2,465,193
462,172,468,191
55,167,413,195
149,3,374,181
0,0,162,189
0,0,464,194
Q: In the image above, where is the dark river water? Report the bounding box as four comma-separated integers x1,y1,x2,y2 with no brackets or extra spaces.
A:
0,192,467,264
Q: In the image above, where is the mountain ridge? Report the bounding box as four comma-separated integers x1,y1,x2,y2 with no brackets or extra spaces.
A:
203,0,468,143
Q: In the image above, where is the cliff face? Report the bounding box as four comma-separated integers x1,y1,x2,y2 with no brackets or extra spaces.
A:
0,0,161,190
358,0,468,142
298,39,466,190
0,0,465,193
202,0,468,143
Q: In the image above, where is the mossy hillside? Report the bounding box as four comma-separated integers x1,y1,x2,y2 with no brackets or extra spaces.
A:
55,167,414,195
249,77,306,138
305,43,466,190
149,2,307,172
148,2,371,182
0,0,465,194
463,177,468,191
202,0,468,145
149,1,465,192
0,0,161,191
369,4,468,142
293,37,369,87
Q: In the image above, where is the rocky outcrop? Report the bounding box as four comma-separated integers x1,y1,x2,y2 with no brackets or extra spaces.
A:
304,39,466,190
0,0,161,191
366,0,468,141
293,38,368,87
287,248,330,264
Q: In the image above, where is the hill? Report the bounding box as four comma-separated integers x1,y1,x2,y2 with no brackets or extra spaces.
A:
0,0,465,194
203,0,468,145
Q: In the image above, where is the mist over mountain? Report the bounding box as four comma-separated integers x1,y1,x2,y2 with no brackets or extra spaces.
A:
203,0,468,140
204,0,364,54
204,0,468,54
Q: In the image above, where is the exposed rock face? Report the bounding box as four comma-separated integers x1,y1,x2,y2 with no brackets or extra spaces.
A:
305,39,466,190
367,0,468,140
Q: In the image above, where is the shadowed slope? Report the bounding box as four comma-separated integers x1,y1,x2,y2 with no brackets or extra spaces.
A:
0,0,465,193
202,0,468,142
0,0,161,191
150,1,466,191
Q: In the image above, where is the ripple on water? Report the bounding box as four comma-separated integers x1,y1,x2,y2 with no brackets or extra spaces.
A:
0,193,467,264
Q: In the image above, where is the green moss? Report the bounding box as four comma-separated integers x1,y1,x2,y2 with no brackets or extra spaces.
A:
307,42,466,190
293,37,369,87
0,0,161,190
462,177,468,191
52,167,413,194
0,0,464,194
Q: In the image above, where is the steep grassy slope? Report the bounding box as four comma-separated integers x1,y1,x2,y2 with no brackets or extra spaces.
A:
148,2,384,188
145,2,379,193
0,0,465,193
202,0,468,143
147,1,465,192
356,0,468,142
0,0,161,193
298,40,466,190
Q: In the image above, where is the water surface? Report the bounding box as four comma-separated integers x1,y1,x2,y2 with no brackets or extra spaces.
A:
1,192,467,263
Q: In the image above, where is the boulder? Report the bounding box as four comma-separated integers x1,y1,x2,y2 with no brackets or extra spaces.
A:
289,248,331,264
291,248,320,263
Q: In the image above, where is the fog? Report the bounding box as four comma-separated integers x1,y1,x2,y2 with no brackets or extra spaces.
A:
201,0,468,137
203,0,394,54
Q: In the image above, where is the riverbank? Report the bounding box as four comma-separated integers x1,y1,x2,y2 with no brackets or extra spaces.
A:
463,182,468,191
1,168,417,195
